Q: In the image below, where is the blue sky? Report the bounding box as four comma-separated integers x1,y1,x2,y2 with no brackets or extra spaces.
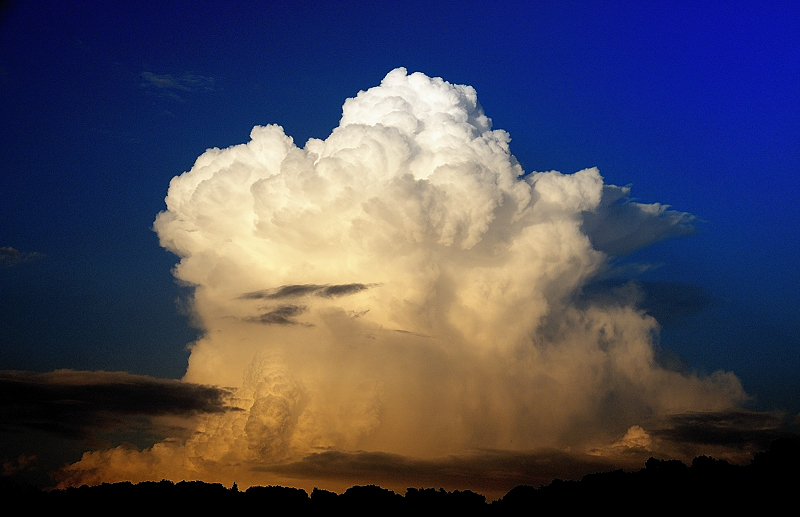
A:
1,0,798,490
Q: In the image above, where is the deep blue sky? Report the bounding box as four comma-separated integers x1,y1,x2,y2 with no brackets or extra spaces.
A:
1,0,798,412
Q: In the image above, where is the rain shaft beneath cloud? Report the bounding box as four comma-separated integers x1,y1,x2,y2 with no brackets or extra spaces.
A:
59,69,745,488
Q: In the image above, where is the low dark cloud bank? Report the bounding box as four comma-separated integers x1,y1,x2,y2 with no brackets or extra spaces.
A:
651,409,789,448
0,370,234,440
260,448,625,497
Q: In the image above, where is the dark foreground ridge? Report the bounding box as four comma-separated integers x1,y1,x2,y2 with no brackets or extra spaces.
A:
3,437,798,513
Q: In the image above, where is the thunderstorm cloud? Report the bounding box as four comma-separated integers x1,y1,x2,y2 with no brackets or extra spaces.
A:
55,68,753,491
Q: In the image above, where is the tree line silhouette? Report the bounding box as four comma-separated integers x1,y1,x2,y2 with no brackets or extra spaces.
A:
3,436,797,513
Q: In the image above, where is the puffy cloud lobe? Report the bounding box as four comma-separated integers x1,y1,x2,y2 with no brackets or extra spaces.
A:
65,68,747,488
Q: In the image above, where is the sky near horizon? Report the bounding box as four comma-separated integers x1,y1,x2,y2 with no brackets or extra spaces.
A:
1,0,798,495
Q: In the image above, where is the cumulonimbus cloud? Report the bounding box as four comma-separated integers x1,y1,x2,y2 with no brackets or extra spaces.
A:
56,68,752,491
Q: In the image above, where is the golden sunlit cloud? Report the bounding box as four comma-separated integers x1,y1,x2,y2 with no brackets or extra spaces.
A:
57,68,749,492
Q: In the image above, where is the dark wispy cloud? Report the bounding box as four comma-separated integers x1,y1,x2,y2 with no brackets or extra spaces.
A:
139,71,217,101
650,410,789,449
631,281,712,326
318,284,373,298
240,283,373,301
239,284,373,325
579,279,713,327
0,247,42,268
0,370,234,440
245,305,307,325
